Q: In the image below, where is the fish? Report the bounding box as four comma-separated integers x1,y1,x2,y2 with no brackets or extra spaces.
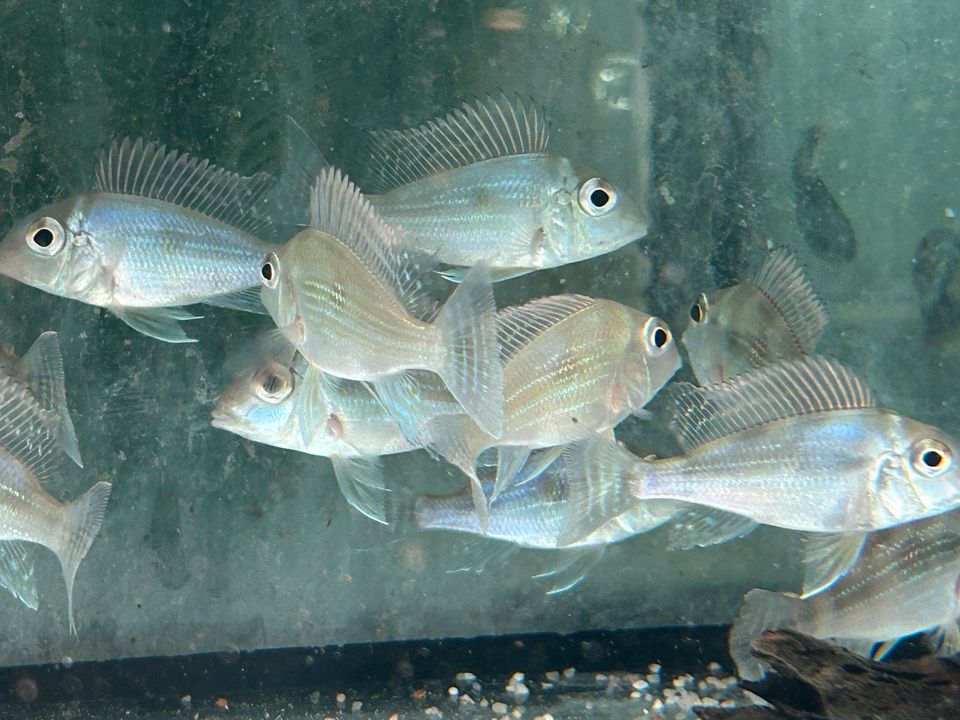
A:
365,95,649,281
0,330,111,634
559,356,960,589
408,294,680,525
681,248,827,385
729,509,960,681
912,227,960,342
259,167,503,440
792,125,857,261
417,455,676,550
211,352,461,523
0,138,278,342
416,455,676,594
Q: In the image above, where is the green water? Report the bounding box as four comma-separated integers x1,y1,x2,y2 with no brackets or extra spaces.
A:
0,5,956,708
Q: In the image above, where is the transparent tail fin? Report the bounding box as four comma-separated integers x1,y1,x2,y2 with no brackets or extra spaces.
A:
58,481,112,636
434,265,503,438
729,588,802,681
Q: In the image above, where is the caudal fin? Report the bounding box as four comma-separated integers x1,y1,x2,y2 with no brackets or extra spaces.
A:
434,265,503,438
729,588,803,681
58,481,112,636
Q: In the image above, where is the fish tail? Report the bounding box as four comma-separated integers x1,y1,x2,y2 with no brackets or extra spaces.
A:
57,481,112,636
729,588,803,681
434,265,503,438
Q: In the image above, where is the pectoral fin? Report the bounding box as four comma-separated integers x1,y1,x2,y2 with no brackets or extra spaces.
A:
801,532,867,597
111,306,202,343
330,455,390,525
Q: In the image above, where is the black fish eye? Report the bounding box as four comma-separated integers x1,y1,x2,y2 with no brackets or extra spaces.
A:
690,302,703,323
578,178,618,217
25,216,66,256
590,188,610,208
923,449,944,468
652,327,669,348
914,440,951,476
259,253,280,289
32,228,54,247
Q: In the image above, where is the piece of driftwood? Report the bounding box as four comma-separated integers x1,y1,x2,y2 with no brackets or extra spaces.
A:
695,630,960,720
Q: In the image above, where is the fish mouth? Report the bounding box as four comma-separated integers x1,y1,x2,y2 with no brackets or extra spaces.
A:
210,407,237,431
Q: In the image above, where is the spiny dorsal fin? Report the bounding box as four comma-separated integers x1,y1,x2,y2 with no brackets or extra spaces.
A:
15,332,82,467
368,94,550,192
671,356,875,451
310,167,437,320
0,374,61,484
496,294,597,362
95,137,276,236
751,249,827,353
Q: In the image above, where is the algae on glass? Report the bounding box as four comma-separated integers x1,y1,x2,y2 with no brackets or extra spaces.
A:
0,0,955,667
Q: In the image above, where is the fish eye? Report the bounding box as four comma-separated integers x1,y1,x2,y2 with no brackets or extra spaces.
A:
578,178,618,217
25,217,66,256
253,362,293,404
643,317,673,355
689,293,709,324
912,439,952,477
260,253,279,289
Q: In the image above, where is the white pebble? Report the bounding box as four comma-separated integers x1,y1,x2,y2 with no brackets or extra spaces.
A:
456,672,477,684
544,671,560,683
424,706,442,718
447,687,459,698
492,701,508,715
351,701,363,712
562,667,576,679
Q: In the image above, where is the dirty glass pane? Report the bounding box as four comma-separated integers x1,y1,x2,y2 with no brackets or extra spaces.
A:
0,2,956,704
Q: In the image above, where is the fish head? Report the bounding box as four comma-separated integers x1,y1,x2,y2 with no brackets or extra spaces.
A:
211,359,297,443
258,243,300,334
548,159,648,265
0,196,104,301
874,415,960,525
621,313,682,410
680,287,751,385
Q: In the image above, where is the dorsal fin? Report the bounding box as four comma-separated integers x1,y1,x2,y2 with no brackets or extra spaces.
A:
496,294,597,362
751,249,827,353
310,167,436,319
671,356,875,451
94,137,276,236
0,374,61,484
15,332,82,467
368,94,550,192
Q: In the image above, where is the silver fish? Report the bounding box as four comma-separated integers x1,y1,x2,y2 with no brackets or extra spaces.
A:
417,457,676,594
366,95,648,281
560,357,960,589
417,458,675,550
410,294,679,525
0,331,110,634
211,352,460,523
259,167,503,438
682,248,827,385
730,510,960,681
0,138,276,342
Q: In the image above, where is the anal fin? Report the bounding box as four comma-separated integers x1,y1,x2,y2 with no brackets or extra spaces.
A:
667,508,758,551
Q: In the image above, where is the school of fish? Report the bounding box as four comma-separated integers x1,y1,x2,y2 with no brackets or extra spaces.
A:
0,93,957,679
